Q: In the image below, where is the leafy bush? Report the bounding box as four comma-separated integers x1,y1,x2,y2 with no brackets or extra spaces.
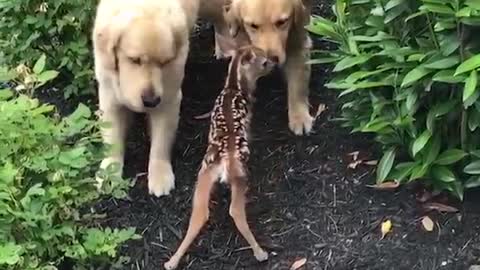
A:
0,74,137,268
0,0,96,98
308,0,480,199
1,54,60,97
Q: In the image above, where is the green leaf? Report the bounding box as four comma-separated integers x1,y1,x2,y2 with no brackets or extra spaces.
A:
464,160,480,174
333,55,372,72
466,0,480,9
424,56,459,69
412,130,432,157
465,176,480,189
431,165,456,182
376,148,396,184
419,3,455,14
424,134,441,165
0,243,22,265
385,5,406,24
385,0,404,10
307,57,340,64
390,162,416,182
440,34,460,56
456,7,472,17
37,70,59,83
433,69,465,83
410,164,429,181
0,89,13,100
469,106,480,131
471,150,480,158
405,10,427,22
455,54,480,76
463,70,478,102
33,54,47,74
406,90,418,111
0,162,18,184
434,149,467,165
401,66,432,88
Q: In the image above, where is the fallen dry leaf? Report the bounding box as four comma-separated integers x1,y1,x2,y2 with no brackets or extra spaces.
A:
423,202,459,213
193,111,211,120
380,219,392,239
347,151,360,161
416,189,433,203
290,258,307,270
364,160,378,166
315,103,327,119
366,181,400,190
421,216,434,232
134,172,148,181
347,160,363,169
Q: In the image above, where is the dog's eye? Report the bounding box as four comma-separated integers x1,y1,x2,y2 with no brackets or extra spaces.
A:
275,18,289,28
247,23,259,30
156,58,173,67
129,57,141,65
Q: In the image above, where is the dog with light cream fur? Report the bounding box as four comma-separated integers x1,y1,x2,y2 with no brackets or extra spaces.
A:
92,0,199,197
200,0,314,135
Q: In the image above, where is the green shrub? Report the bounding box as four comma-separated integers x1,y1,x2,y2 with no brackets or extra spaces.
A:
0,0,96,98
0,68,137,268
308,0,480,199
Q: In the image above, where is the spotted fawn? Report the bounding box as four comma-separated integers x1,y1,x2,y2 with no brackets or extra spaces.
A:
164,46,275,269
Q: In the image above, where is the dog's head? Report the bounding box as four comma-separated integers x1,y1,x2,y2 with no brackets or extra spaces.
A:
227,0,309,65
94,10,187,112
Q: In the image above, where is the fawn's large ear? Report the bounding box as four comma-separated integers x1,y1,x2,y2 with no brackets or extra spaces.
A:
93,11,137,71
225,0,242,37
215,32,237,58
240,49,256,65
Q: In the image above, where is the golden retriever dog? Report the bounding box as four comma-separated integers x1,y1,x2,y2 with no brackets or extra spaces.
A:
92,0,199,197
200,0,314,135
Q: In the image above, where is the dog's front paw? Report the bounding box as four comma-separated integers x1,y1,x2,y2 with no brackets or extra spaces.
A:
288,106,314,135
148,160,175,197
253,248,269,262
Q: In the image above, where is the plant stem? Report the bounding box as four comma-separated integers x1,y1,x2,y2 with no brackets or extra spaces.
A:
461,110,468,150
457,18,467,149
426,13,440,49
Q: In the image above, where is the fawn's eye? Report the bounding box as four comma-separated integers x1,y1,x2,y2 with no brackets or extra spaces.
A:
275,18,289,28
129,57,141,65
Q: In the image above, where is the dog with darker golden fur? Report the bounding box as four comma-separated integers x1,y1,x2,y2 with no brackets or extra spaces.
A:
200,0,314,135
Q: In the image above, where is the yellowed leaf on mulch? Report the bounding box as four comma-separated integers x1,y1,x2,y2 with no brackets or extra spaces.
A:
421,216,434,232
366,181,400,190
423,202,459,213
290,257,307,270
380,219,392,239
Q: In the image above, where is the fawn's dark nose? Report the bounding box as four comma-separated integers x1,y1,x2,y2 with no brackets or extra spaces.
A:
142,88,161,108
269,55,280,64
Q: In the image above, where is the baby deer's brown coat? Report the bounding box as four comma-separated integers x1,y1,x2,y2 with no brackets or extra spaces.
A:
164,46,274,269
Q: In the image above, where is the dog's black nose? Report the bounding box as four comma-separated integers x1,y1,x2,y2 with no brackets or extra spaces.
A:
142,89,161,108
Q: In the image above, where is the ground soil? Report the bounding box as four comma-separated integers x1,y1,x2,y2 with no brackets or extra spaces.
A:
39,1,480,269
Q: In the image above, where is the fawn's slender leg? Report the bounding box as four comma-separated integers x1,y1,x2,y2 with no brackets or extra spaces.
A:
229,173,268,262
164,165,218,270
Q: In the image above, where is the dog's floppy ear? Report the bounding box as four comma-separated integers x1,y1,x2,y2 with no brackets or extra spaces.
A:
292,0,311,27
94,11,137,71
